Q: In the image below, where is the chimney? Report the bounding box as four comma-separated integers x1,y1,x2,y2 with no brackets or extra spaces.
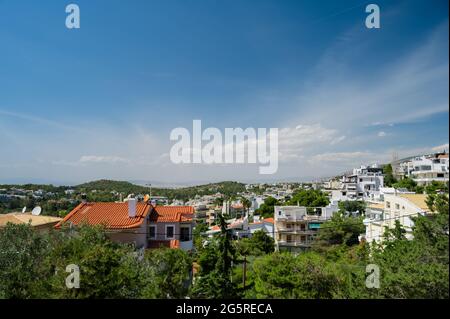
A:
128,198,136,218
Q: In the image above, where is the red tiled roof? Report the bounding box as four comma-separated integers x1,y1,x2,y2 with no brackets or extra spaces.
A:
150,206,194,223
250,217,274,225
148,239,180,249
55,202,151,229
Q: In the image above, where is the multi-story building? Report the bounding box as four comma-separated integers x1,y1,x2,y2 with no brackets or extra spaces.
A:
363,193,435,243
393,153,449,185
274,204,337,252
334,164,384,201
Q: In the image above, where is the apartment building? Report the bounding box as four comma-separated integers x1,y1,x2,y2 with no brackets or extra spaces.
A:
393,153,449,185
274,205,337,253
363,193,434,243
334,164,384,201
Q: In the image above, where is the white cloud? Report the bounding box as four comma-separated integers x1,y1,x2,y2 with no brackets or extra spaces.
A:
432,143,449,152
79,155,130,164
377,131,387,137
277,124,344,162
285,21,449,134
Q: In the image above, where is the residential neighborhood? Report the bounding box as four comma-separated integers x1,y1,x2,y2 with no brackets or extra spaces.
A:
0,0,448,306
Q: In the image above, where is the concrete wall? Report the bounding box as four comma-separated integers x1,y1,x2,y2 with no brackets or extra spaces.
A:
107,222,147,249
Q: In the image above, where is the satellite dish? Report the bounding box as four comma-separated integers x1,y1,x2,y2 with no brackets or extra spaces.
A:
31,206,42,216
22,206,27,213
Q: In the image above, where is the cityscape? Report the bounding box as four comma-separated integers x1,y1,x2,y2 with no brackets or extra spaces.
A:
0,0,448,310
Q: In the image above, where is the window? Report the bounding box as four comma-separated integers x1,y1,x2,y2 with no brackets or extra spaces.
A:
395,204,400,210
149,225,156,239
286,235,292,242
180,227,190,241
386,201,391,208
166,225,175,239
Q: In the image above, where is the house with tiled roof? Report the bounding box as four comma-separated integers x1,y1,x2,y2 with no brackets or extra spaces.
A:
205,216,274,239
248,217,274,238
55,200,195,251
148,205,194,250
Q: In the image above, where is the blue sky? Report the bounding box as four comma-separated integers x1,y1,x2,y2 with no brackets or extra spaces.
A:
0,0,448,185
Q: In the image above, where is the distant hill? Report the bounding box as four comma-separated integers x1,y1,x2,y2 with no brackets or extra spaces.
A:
75,179,246,202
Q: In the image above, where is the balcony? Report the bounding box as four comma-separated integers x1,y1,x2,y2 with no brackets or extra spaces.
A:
277,240,312,247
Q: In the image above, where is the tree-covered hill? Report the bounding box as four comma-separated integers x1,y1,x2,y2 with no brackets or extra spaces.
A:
75,179,246,202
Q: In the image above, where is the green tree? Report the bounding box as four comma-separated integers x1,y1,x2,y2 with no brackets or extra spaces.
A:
425,181,449,195
193,222,209,254
248,252,368,299
286,189,330,208
0,223,51,298
393,177,417,192
240,197,251,216
314,214,365,248
236,230,274,256
141,248,192,298
255,197,279,218
383,164,397,187
45,225,145,298
338,200,366,214
191,214,238,298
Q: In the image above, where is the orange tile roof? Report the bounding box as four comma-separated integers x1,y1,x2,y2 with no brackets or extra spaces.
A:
150,206,194,223
55,202,151,229
250,217,274,225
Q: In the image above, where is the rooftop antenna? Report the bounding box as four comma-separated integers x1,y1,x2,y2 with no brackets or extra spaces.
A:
31,206,42,216
21,206,27,213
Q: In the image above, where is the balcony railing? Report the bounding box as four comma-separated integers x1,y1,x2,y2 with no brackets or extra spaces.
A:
277,240,312,247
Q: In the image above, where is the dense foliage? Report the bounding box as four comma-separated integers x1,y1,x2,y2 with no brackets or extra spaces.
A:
255,196,280,218
286,189,330,207
0,224,192,298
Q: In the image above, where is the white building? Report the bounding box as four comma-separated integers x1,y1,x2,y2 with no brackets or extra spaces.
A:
248,217,274,238
393,153,449,185
363,193,435,243
334,164,384,201
274,203,338,253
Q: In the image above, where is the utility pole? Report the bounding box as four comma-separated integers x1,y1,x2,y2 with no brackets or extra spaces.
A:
146,183,152,200
242,254,247,289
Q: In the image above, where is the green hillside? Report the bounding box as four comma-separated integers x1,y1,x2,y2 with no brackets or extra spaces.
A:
76,179,246,202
